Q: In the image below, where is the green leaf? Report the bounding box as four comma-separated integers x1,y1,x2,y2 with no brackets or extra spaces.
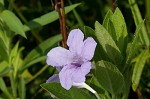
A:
0,61,10,77
20,34,62,73
95,21,122,65
0,77,12,98
18,77,26,99
0,0,4,11
0,38,8,61
102,9,113,30
109,8,128,54
84,26,95,37
41,82,96,99
128,0,149,46
83,26,109,62
10,42,24,78
132,49,149,91
89,76,105,95
23,3,81,32
95,60,124,95
0,10,26,38
127,21,145,61
10,41,19,62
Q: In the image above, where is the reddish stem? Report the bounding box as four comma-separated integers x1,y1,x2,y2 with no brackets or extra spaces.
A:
55,0,67,48
111,0,116,12
61,0,67,48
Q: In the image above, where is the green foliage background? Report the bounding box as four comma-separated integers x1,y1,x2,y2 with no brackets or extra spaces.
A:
0,0,150,99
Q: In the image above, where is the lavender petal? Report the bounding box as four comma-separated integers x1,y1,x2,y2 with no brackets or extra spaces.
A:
46,47,73,67
81,37,97,61
67,29,84,55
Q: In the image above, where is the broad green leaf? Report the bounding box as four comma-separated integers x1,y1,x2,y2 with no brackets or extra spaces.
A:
18,77,26,99
23,3,81,32
89,76,105,95
89,77,112,99
84,26,95,37
95,60,124,95
107,20,117,43
20,34,62,73
128,0,149,46
83,26,109,62
109,8,128,54
41,82,96,99
102,9,113,30
0,77,12,98
95,21,122,65
132,49,149,91
0,10,26,38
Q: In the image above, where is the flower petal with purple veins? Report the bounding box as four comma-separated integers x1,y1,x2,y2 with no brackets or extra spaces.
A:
67,29,84,55
81,37,97,61
59,64,75,90
46,47,73,67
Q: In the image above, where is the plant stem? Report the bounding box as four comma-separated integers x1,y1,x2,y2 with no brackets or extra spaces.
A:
55,0,67,48
60,0,67,48
111,0,116,12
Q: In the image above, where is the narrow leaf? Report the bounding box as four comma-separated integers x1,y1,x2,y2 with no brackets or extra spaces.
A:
20,34,62,72
132,49,149,91
0,77,12,98
18,77,26,99
128,0,149,46
127,21,145,61
23,3,81,32
0,10,26,38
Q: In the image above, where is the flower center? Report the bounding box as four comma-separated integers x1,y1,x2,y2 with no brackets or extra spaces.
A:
71,63,81,67
71,54,84,67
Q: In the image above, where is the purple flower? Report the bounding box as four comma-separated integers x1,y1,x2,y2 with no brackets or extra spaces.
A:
46,29,97,90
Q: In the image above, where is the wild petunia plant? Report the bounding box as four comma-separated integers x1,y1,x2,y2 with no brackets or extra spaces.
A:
0,0,150,99
46,29,101,98
46,29,97,90
41,6,150,99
